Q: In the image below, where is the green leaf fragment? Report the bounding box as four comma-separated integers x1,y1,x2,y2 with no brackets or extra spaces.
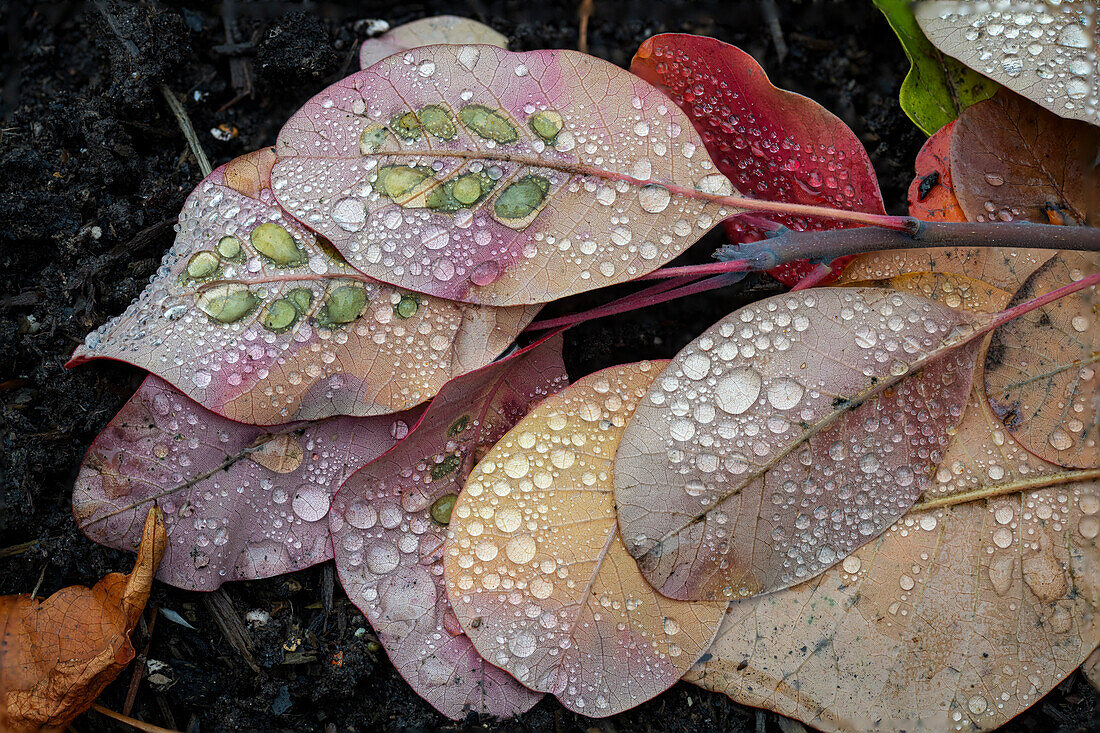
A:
215,236,242,260
459,104,518,143
873,0,999,135
197,285,258,324
263,298,299,332
359,124,392,154
394,294,420,319
426,171,494,212
390,111,423,140
528,110,564,143
375,165,437,201
185,251,220,280
430,493,459,524
286,287,314,314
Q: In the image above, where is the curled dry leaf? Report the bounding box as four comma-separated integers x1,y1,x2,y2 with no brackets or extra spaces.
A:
915,0,1098,126
950,90,1100,226
686,274,1099,732
985,251,1099,469
329,333,566,720
873,0,998,135
0,508,165,733
615,288,983,601
272,44,737,306
359,16,508,70
444,362,726,716
70,149,538,424
74,376,419,590
629,33,886,286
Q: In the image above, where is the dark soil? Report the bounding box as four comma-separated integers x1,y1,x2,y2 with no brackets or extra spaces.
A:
0,1,1095,731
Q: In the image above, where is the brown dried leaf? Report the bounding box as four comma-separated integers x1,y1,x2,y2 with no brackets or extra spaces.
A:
0,508,165,732
985,251,1099,468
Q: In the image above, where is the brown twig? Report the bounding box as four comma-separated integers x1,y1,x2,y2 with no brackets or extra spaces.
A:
160,85,212,177
91,704,182,733
578,0,594,53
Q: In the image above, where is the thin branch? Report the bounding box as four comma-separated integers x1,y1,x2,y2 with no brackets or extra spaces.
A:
160,85,212,177
910,468,1100,513
91,704,182,733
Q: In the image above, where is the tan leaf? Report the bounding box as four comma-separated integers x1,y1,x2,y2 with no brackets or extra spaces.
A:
444,362,726,716
984,251,1099,469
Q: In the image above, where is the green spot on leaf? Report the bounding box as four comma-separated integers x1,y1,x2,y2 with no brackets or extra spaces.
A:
395,295,420,319
426,171,494,212
459,104,518,143
250,223,306,266
317,285,367,328
431,493,459,524
447,415,471,437
263,298,299,332
419,105,457,140
375,165,437,201
197,285,258,324
215,236,242,260
359,124,392,154
390,111,422,140
430,453,462,481
494,175,550,222
529,110,564,143
286,287,314,314
185,251,220,280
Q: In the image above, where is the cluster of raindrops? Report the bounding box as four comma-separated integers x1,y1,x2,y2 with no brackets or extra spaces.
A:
73,166,532,423
917,0,1098,124
444,363,725,716
73,378,407,589
615,288,979,599
326,346,566,718
270,44,734,304
640,38,881,240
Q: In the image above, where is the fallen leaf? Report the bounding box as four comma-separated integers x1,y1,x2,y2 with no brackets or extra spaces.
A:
329,333,566,719
272,44,736,306
360,16,508,70
950,90,1100,226
1,508,165,732
873,0,998,135
985,251,1099,468
685,283,1100,730
70,149,538,424
907,120,967,223
74,376,419,590
615,288,983,600
629,33,886,286
915,0,1098,126
445,362,726,716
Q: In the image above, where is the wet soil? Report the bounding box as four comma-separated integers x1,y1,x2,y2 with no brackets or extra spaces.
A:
0,1,1095,731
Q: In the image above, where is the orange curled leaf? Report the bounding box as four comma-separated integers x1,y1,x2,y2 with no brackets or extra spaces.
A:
1,508,165,732
907,120,966,223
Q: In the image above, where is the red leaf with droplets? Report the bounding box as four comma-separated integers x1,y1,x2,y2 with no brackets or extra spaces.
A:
630,34,886,286
74,375,420,590
907,119,967,222
329,333,566,719
69,149,538,425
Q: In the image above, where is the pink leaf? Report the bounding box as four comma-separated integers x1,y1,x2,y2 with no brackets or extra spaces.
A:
630,34,886,286
359,16,508,70
329,333,567,719
272,45,737,306
73,376,420,590
69,149,539,424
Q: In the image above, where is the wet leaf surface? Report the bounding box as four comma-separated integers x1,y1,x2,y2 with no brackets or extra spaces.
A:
70,149,538,424
615,288,982,600
629,33,886,286
74,376,419,590
985,251,1099,469
915,0,1099,126
950,90,1100,226
273,44,735,306
445,362,726,716
1,508,165,732
329,333,566,719
359,16,508,70
873,0,999,135
684,266,1100,733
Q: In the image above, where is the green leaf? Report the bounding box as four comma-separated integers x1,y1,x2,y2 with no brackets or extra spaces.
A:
874,0,999,135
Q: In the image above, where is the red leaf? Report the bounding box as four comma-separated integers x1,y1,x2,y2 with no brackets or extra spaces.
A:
329,333,567,719
907,120,967,222
630,34,886,286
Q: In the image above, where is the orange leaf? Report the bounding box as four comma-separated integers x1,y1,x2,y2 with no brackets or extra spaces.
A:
1,508,166,732
907,119,966,223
